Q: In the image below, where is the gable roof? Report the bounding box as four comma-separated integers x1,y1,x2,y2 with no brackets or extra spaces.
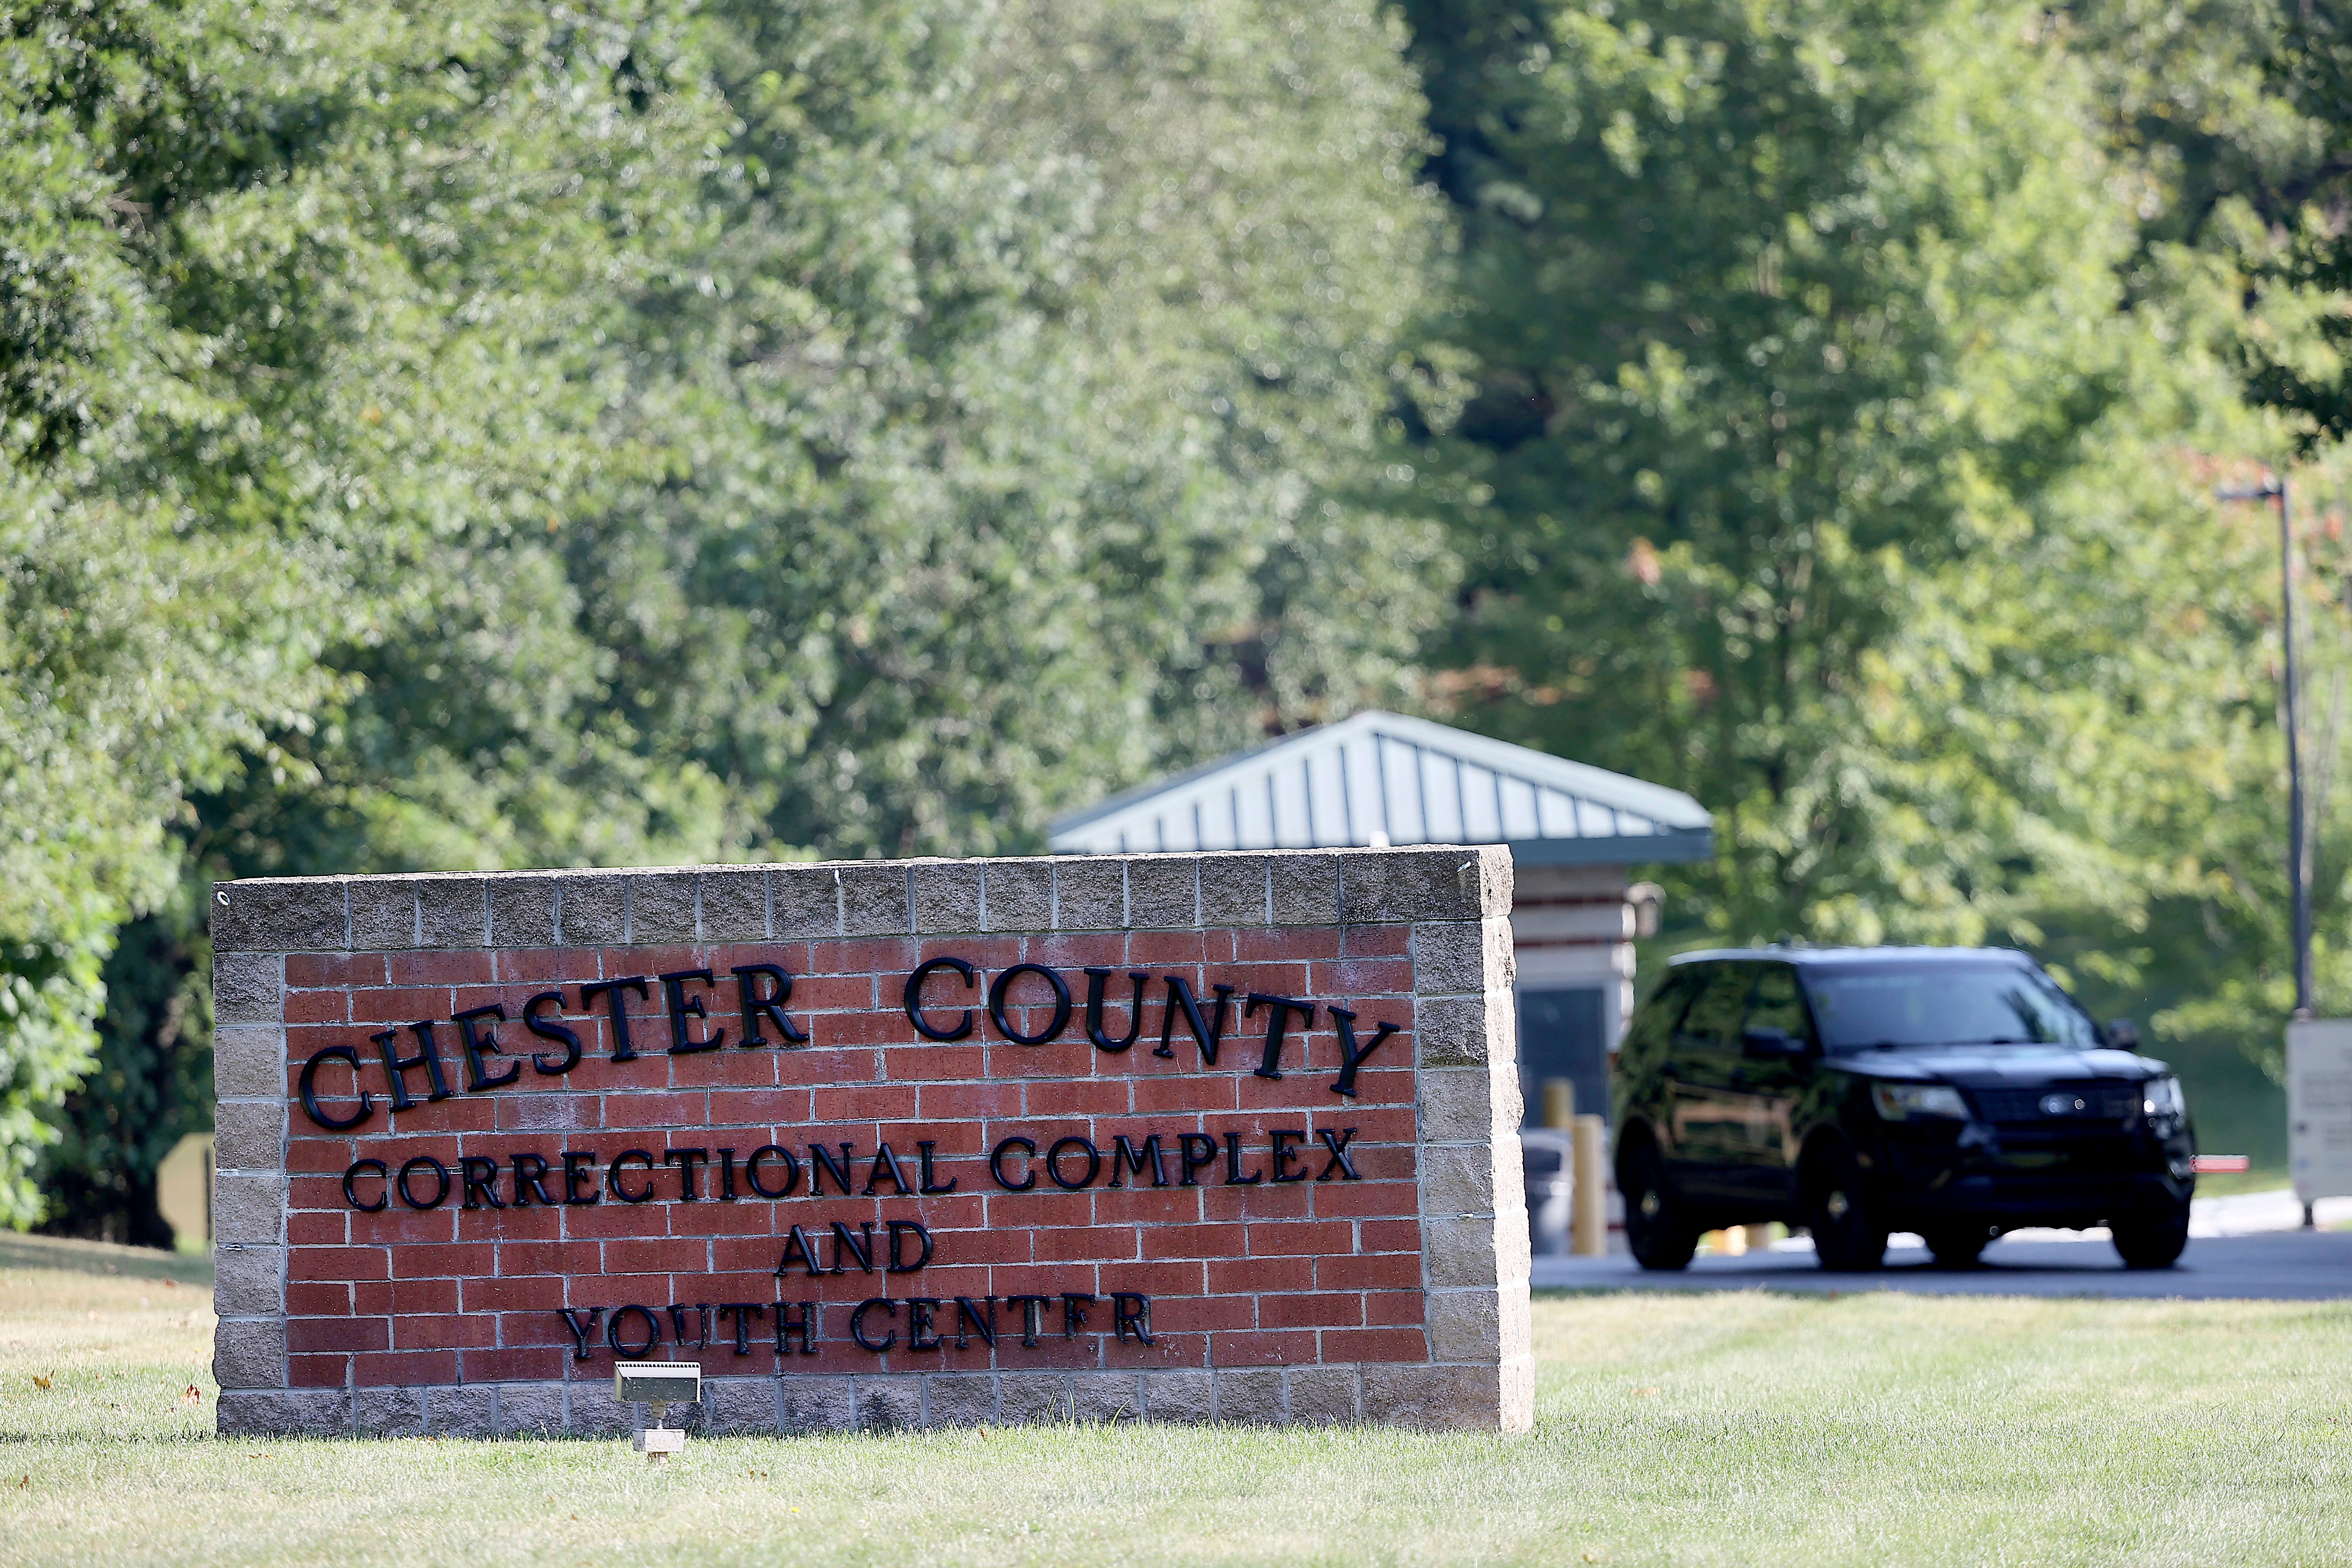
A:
1047,710,1713,866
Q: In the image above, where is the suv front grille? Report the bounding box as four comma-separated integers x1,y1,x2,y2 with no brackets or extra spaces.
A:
1969,1084,2141,1124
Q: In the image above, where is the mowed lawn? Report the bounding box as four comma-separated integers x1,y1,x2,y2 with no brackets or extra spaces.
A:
1,1235,2348,1567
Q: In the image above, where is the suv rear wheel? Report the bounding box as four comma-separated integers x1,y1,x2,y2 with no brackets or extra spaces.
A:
1804,1143,1888,1271
2111,1195,2191,1269
1620,1138,1698,1272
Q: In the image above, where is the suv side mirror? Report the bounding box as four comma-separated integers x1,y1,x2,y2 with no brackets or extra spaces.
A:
2106,1017,2141,1050
1742,1026,1807,1060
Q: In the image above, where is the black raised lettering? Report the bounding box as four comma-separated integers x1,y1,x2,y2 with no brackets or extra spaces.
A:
1005,1293,1051,1347
512,1152,559,1207
1107,1134,1169,1188
1268,1128,1308,1183
397,1155,450,1210
522,990,582,1075
851,1298,898,1352
1112,1292,1154,1344
808,1141,855,1195
607,1304,661,1359
608,1148,656,1203
375,1023,452,1111
300,1045,374,1130
716,1146,738,1200
830,1220,877,1274
989,963,1072,1045
459,1155,504,1210
906,1298,943,1352
667,1302,713,1351
1157,978,1235,1063
342,1158,389,1212
991,1136,1038,1190
917,1139,958,1194
1060,1292,1097,1338
954,1296,998,1348
452,1002,520,1092
1244,993,1316,1080
664,1147,710,1200
904,956,978,1040
1327,1006,1403,1098
1177,1133,1219,1187
557,1306,603,1361
887,1219,933,1274
776,1225,826,1279
1047,1135,1102,1190
561,1149,601,1205
579,977,651,1062
863,1143,913,1196
1084,968,1153,1052
658,969,727,1054
747,1144,800,1199
1316,1127,1361,1181
731,963,807,1047
1222,1131,1263,1185
718,1302,764,1354
774,1300,819,1355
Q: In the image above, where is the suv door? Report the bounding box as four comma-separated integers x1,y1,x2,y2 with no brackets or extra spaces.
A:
1733,961,1818,1205
1663,962,1758,1196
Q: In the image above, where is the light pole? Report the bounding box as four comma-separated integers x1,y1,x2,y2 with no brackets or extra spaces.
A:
2217,474,2314,1019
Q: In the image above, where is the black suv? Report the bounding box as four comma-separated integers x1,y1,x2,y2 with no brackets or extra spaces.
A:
1612,947,2197,1271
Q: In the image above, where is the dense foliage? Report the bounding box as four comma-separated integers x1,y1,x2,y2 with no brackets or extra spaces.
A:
9,0,2352,1228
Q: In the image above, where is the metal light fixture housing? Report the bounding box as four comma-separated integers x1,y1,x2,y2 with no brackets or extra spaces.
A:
615,1361,701,1458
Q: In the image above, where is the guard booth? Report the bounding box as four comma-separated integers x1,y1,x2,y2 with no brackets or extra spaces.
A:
1047,711,1714,1132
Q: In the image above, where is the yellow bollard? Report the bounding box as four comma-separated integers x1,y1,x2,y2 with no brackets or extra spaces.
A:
1742,1223,1773,1254
1541,1078,1575,1130
1570,1113,1608,1256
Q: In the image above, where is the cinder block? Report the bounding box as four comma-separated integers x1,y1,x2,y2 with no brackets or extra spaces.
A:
983,861,1054,931
854,1375,923,1430
1139,1369,1213,1424
213,1245,284,1317
1411,919,1513,995
998,1373,1074,1424
1424,1291,1499,1363
700,869,769,942
495,1383,567,1437
1415,994,1512,1068
212,1026,287,1100
416,875,488,949
839,864,911,937
1069,1374,1141,1424
1214,1369,1284,1424
214,879,347,954
780,1376,854,1433
1417,1144,1495,1218
352,1387,426,1437
212,953,283,1025
348,877,415,950
1339,848,1508,925
212,1173,286,1245
1288,1367,1361,1424
213,1317,286,1390
554,871,627,945
912,861,982,934
566,1387,634,1436
627,871,697,943
217,1389,347,1437
212,1100,285,1173
1126,858,1197,929
700,1378,778,1435
1360,1363,1513,1431
487,876,558,948
424,1384,496,1438
1054,858,1125,929
773,866,842,939
1269,854,1340,926
1422,1215,1502,1289
1199,854,1269,927
923,1375,997,1426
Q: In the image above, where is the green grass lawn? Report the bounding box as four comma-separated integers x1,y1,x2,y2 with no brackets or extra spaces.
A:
2,1234,2348,1566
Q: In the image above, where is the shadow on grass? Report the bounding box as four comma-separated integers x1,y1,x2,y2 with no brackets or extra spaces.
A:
0,1233,213,1285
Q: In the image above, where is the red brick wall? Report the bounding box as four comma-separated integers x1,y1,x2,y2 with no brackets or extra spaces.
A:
276,927,1423,1390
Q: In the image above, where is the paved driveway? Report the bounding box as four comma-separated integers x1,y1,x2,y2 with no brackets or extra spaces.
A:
1530,1190,2352,1301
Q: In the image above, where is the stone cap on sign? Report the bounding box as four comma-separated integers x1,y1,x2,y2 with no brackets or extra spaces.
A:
208,846,1515,952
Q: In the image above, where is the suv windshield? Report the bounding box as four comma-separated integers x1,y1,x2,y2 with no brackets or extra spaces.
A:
1805,962,2100,1050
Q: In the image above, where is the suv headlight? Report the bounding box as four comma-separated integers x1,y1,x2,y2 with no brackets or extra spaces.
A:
1870,1082,1970,1121
2143,1075,2185,1119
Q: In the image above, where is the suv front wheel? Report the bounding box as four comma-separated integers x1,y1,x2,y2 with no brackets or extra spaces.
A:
2111,1194,2191,1269
1620,1138,1699,1272
1804,1142,1888,1271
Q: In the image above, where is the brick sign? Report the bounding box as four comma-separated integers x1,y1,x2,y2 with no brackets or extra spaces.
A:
208,849,1530,1435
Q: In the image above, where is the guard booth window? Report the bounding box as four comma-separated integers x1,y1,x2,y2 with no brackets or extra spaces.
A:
1517,988,1607,1126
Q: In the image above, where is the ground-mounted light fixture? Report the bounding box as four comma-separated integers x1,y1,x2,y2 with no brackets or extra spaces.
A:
615,1360,701,1461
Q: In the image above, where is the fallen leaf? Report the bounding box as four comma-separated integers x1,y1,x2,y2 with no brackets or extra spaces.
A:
183,1386,202,1404
31,1376,50,1390
15,1476,26,1489
163,1278,179,1290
